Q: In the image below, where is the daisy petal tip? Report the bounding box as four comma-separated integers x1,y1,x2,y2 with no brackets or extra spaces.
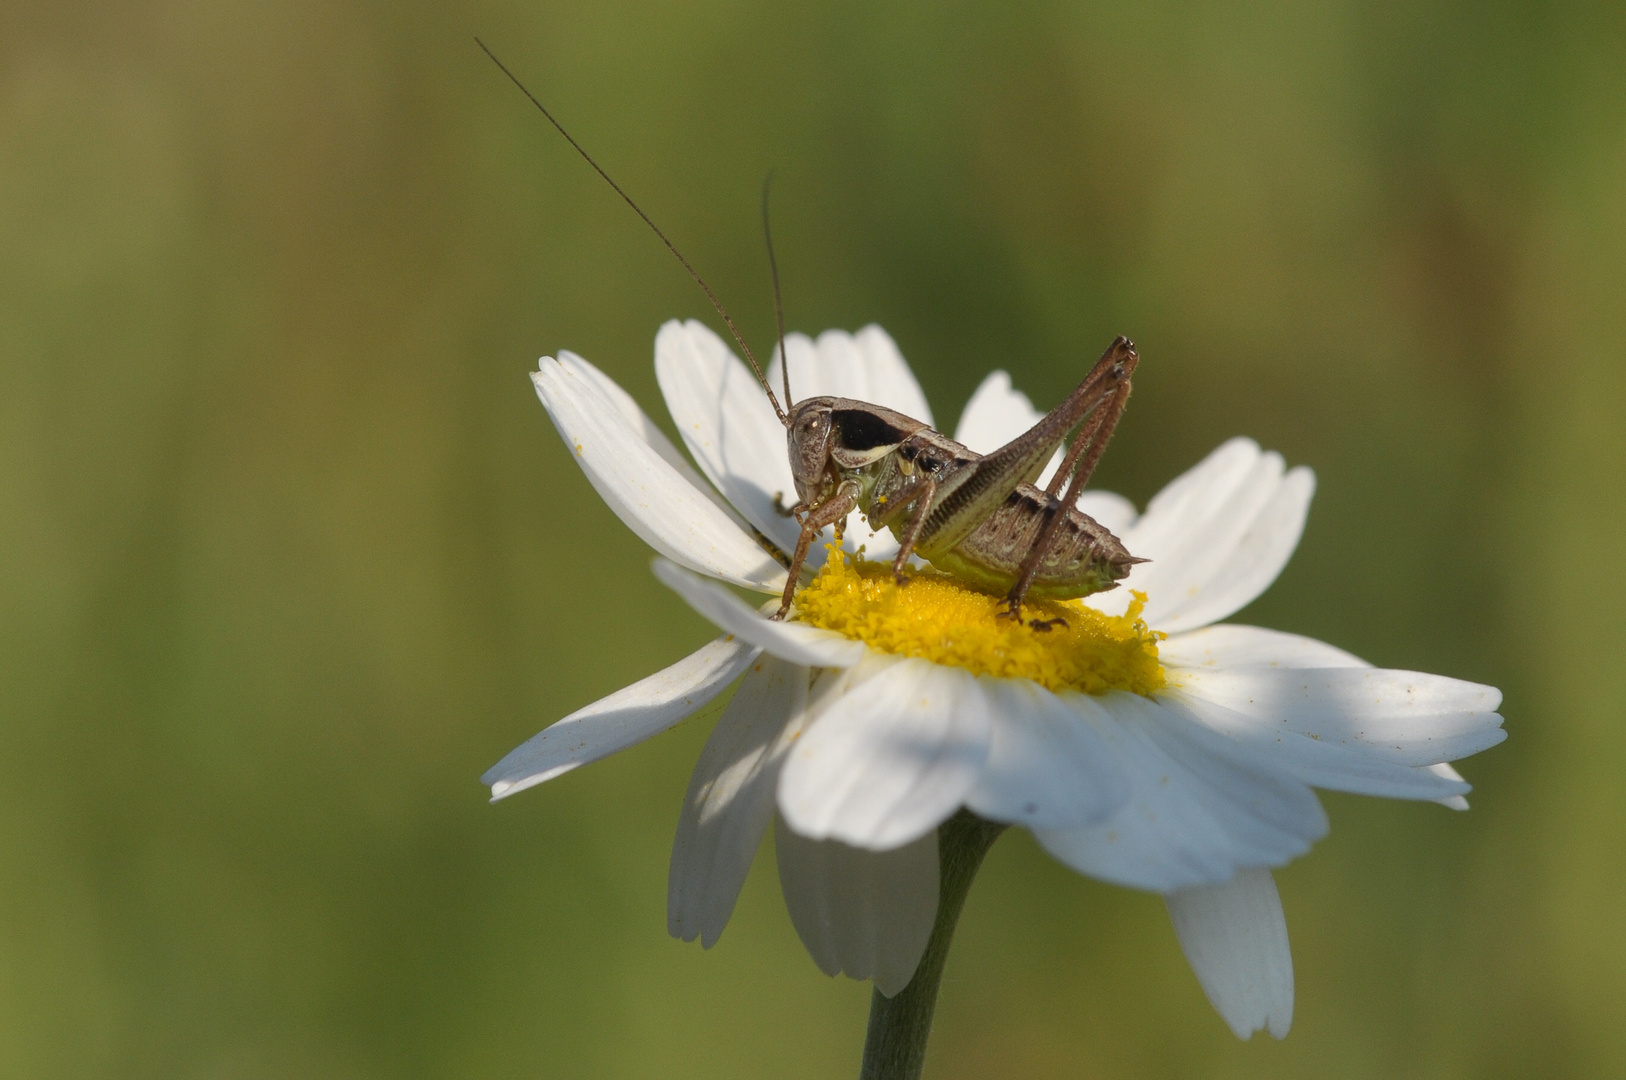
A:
664,914,709,949
1165,867,1293,1041
774,797,837,847
774,818,939,994
776,785,942,854
482,770,549,803
873,967,913,999
480,757,570,798
647,555,675,577
774,803,851,849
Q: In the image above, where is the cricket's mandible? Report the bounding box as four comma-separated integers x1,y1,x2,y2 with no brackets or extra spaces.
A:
480,40,1146,628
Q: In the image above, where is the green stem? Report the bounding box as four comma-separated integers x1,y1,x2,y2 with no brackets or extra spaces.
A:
859,810,1007,1080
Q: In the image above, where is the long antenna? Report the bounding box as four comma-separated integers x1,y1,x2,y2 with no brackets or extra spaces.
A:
476,38,789,426
760,172,792,409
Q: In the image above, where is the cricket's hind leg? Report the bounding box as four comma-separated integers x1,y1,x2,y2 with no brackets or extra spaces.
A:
1003,339,1136,615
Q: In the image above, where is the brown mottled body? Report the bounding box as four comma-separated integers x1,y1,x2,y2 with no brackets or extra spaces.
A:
927,483,1138,600
856,428,1136,600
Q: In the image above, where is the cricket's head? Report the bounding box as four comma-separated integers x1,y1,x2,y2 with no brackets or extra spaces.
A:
788,396,933,503
787,398,838,502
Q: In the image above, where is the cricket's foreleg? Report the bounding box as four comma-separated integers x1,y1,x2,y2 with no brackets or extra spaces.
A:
775,481,860,620
888,478,939,585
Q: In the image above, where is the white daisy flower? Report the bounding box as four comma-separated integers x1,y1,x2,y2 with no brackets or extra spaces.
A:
484,319,1505,1041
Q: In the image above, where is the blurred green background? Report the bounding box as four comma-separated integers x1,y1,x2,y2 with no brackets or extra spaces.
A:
2,0,1622,1076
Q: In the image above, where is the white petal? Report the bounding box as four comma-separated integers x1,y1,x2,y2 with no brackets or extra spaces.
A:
481,635,759,800
1175,667,1506,766
954,370,1054,463
668,656,810,947
965,678,1131,828
768,327,931,562
1155,467,1314,633
1126,437,1265,555
779,657,991,850
1161,624,1370,671
655,320,803,556
1163,632,1478,802
1093,438,1312,632
1074,490,1139,536
1165,867,1294,1039
1166,689,1475,802
774,815,939,997
651,559,866,668
569,343,746,522
771,326,933,424
1034,692,1327,892
1428,763,1471,810
533,355,786,592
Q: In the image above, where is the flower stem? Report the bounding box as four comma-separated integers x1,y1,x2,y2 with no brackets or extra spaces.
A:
859,810,1007,1080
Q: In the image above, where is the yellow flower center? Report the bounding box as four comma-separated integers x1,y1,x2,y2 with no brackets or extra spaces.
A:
793,549,1166,696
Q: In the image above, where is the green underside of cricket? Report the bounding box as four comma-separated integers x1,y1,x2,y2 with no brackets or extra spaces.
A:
914,543,1122,601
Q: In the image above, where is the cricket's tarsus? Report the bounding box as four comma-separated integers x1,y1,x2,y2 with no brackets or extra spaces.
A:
482,36,1146,623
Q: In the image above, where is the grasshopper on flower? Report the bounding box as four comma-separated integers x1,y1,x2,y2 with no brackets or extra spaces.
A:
481,41,1145,627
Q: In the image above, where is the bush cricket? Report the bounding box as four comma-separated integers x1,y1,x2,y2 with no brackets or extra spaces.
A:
479,40,1145,629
